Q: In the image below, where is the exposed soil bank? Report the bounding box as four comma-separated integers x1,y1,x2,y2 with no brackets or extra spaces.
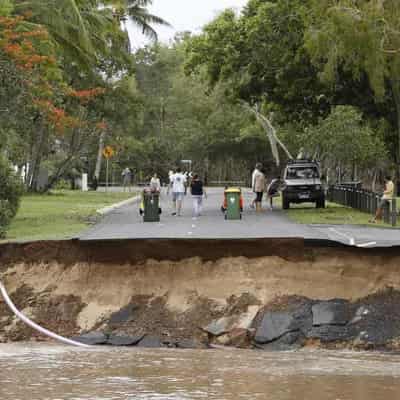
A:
1,239,400,350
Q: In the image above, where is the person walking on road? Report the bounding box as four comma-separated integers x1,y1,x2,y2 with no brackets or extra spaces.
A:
121,167,132,192
252,164,266,212
168,167,187,216
370,176,395,223
150,173,161,192
190,174,207,218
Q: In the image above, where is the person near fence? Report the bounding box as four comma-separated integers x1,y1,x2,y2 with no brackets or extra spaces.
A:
370,176,394,223
190,174,207,218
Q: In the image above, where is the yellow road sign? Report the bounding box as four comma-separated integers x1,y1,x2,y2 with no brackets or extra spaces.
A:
103,146,114,159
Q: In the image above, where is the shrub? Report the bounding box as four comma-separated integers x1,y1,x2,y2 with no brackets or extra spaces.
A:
0,157,23,238
54,179,70,190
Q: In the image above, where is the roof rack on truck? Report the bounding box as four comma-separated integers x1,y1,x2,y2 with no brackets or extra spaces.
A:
287,159,316,164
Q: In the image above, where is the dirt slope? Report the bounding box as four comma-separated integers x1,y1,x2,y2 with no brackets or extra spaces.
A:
1,239,400,349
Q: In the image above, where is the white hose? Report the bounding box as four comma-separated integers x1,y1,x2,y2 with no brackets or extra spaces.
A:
0,281,90,348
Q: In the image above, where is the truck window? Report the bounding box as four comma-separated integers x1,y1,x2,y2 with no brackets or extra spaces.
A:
287,167,319,179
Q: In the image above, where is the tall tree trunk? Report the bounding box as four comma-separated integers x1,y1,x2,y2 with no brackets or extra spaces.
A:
352,163,358,182
44,126,84,191
28,126,46,192
94,131,106,180
372,169,378,192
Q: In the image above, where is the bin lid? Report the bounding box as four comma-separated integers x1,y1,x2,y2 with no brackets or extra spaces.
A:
225,187,241,193
143,188,160,195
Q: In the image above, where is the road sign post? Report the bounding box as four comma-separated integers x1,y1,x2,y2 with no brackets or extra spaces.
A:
103,146,114,193
106,159,109,192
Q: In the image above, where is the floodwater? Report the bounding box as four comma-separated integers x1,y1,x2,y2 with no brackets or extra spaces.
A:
1,344,400,400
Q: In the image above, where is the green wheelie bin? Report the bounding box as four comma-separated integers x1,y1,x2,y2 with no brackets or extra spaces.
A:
143,190,160,222
224,187,242,220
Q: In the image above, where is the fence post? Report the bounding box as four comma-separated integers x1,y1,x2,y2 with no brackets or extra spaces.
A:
392,198,397,227
384,201,390,224
360,191,363,212
374,195,379,215
368,192,372,214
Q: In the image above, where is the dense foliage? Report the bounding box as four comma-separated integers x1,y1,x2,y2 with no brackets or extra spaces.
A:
186,0,395,183
0,157,22,237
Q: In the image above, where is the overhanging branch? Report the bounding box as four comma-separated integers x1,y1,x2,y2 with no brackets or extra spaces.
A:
243,102,293,166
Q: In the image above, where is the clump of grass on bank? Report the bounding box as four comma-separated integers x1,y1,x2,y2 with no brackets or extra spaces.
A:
4,190,135,242
284,201,395,227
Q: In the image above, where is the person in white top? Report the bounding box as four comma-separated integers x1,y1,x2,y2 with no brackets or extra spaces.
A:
168,167,187,216
150,173,161,192
251,163,263,209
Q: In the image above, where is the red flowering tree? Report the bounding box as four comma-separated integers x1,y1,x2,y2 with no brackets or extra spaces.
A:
0,15,109,191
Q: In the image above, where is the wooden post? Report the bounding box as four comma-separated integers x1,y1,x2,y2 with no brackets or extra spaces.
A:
392,198,397,227
106,159,109,193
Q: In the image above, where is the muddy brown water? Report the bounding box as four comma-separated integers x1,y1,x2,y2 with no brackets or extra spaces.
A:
1,344,400,400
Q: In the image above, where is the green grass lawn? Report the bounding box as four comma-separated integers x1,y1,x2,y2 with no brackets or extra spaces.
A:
283,200,395,227
4,190,136,242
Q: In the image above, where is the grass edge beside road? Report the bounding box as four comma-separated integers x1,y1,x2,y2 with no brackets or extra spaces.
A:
283,200,396,228
3,190,137,242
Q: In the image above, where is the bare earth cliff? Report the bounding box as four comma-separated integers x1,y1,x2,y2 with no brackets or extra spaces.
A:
1,239,400,350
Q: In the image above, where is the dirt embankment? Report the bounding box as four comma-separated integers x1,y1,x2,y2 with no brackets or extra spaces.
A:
1,239,400,350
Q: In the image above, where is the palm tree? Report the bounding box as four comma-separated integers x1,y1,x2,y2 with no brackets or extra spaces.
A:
105,0,171,41
13,0,116,69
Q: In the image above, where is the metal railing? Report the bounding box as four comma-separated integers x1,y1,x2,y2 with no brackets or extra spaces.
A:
327,185,397,226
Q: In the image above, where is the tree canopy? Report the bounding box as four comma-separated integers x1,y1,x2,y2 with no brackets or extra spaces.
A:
1,0,396,197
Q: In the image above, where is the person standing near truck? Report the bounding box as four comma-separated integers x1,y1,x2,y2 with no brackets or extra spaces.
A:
267,176,286,210
251,163,263,209
251,164,266,212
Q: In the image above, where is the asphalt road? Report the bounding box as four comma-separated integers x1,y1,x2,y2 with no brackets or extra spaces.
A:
79,187,400,247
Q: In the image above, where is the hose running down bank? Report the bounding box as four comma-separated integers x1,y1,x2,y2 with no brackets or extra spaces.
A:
0,281,90,348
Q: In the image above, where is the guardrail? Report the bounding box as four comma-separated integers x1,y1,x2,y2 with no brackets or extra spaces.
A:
327,185,397,226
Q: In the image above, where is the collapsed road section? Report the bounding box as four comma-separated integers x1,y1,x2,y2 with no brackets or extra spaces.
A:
1,238,400,350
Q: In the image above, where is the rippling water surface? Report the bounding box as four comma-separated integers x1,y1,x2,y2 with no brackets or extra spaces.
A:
1,344,400,399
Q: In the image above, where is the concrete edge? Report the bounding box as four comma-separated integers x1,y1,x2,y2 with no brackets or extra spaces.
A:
97,195,141,215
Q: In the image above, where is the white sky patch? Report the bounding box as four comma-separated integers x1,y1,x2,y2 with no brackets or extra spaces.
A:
127,0,249,49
